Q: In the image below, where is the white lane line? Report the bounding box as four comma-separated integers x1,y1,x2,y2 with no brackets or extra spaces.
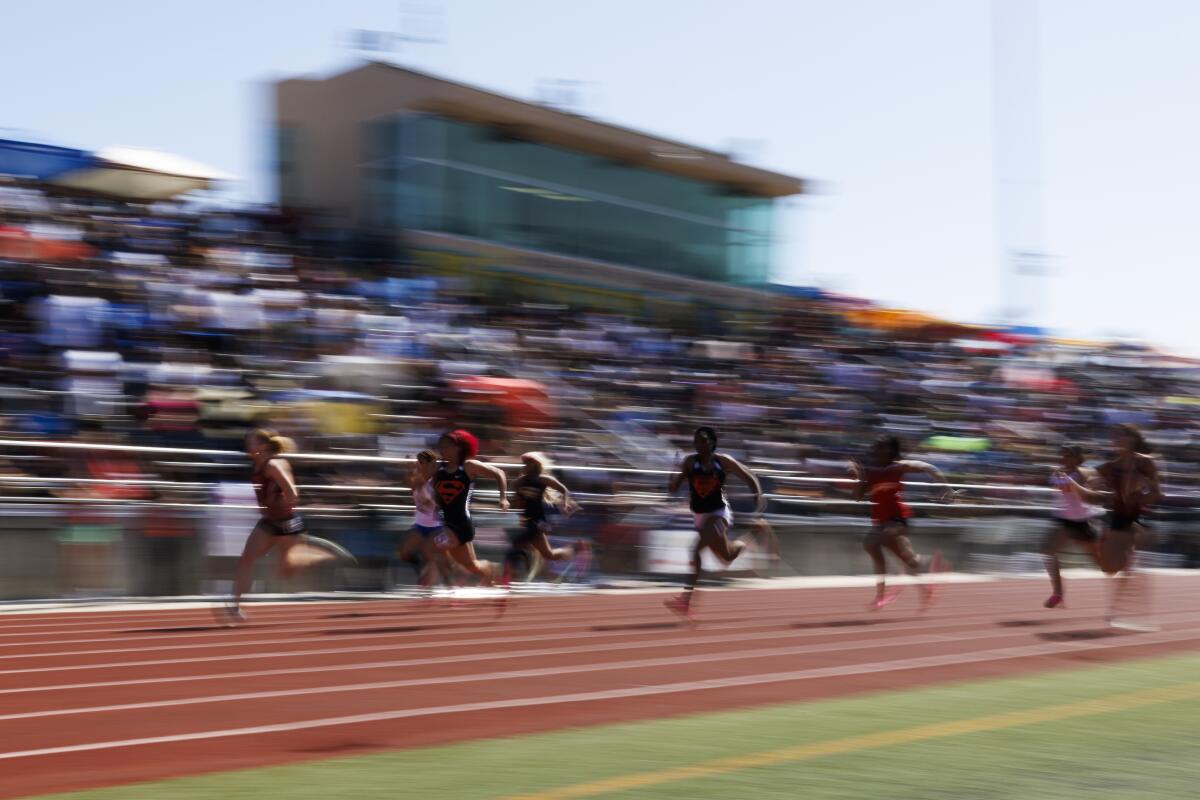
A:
0,573,1143,636
0,593,1026,663
5,619,1200,724
0,614,1066,700
9,605,1200,696
2,623,1199,761
0,598,1127,677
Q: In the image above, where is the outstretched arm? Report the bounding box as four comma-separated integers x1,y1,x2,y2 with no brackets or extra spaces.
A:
668,456,692,495
1141,456,1163,506
717,454,765,513
900,460,955,503
847,461,866,501
466,459,510,511
541,474,580,515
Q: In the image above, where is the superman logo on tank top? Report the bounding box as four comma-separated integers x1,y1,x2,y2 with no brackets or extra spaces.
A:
690,473,721,498
435,479,466,504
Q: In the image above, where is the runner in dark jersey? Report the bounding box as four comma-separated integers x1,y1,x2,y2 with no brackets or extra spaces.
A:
221,428,354,625
663,426,764,621
501,452,589,585
848,434,950,611
431,429,507,586
1059,424,1161,628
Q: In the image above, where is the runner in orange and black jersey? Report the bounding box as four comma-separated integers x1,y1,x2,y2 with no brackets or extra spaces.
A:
848,435,951,611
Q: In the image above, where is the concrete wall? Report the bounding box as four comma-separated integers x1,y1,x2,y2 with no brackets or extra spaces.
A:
1,509,1195,600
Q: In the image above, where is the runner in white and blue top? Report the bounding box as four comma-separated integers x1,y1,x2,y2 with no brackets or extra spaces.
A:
1043,443,1104,608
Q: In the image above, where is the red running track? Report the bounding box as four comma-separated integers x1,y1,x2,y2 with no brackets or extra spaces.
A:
3,575,1200,799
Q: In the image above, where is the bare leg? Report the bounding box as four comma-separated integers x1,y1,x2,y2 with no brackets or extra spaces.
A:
445,541,494,586
864,529,888,598
530,531,574,562
277,537,337,577
1043,526,1068,601
233,524,278,608
883,532,921,574
679,517,740,611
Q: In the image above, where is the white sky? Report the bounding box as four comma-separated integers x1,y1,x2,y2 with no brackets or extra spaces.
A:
6,0,1199,352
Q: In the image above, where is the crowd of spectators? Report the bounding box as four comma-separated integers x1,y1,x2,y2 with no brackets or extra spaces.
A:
2,177,1199,521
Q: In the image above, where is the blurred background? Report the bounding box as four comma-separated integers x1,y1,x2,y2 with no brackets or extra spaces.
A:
2,0,1200,599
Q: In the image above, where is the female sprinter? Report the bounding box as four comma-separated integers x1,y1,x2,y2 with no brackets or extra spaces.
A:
502,452,589,585
397,449,453,595
1043,444,1104,608
1060,424,1161,627
848,434,949,611
663,426,765,621
431,429,508,586
221,428,354,625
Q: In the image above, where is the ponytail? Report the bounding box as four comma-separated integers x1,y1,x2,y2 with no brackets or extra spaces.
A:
250,427,296,456
269,435,296,455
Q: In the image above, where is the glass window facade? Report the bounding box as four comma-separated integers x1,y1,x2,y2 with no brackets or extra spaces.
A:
359,115,775,284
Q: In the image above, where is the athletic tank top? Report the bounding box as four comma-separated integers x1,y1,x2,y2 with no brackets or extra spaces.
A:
863,463,910,524
1051,468,1100,521
412,479,441,528
688,455,727,514
514,475,549,523
252,460,294,521
1099,457,1155,518
433,463,473,527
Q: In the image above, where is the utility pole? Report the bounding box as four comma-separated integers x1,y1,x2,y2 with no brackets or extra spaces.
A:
992,0,1049,328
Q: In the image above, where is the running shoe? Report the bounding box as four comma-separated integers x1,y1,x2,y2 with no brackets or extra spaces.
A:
919,551,946,611
1044,593,1064,609
663,594,695,622
573,539,592,582
215,602,247,627
869,590,902,611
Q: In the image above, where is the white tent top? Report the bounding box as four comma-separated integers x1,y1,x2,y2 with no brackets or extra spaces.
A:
49,146,235,201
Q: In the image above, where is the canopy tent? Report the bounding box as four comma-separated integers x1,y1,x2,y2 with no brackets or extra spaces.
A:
921,435,991,453
0,138,231,200
451,376,555,429
0,139,95,180
47,147,233,201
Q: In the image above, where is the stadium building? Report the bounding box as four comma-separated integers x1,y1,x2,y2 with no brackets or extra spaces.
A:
272,62,806,310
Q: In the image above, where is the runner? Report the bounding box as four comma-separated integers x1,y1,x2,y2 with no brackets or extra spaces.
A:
1044,444,1104,608
502,452,589,585
848,434,949,611
431,429,507,586
221,428,354,625
396,449,453,596
1060,423,1162,628
663,426,765,621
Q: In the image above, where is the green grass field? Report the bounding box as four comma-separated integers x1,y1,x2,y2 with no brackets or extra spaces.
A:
34,652,1200,800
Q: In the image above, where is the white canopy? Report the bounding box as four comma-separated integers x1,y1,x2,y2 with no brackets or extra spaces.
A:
49,146,234,201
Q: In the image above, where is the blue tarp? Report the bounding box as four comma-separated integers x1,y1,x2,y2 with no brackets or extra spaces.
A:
0,139,95,180
767,284,825,300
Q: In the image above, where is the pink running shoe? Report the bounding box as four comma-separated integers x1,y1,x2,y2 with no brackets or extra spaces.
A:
573,540,592,581
919,551,946,611
663,594,694,622
869,590,902,611
1044,593,1064,609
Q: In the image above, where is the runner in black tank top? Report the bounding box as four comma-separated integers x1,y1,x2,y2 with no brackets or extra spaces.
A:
1060,424,1161,630
430,430,509,588
664,426,765,621
433,461,475,543
502,452,589,585
222,428,354,626
688,455,727,515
